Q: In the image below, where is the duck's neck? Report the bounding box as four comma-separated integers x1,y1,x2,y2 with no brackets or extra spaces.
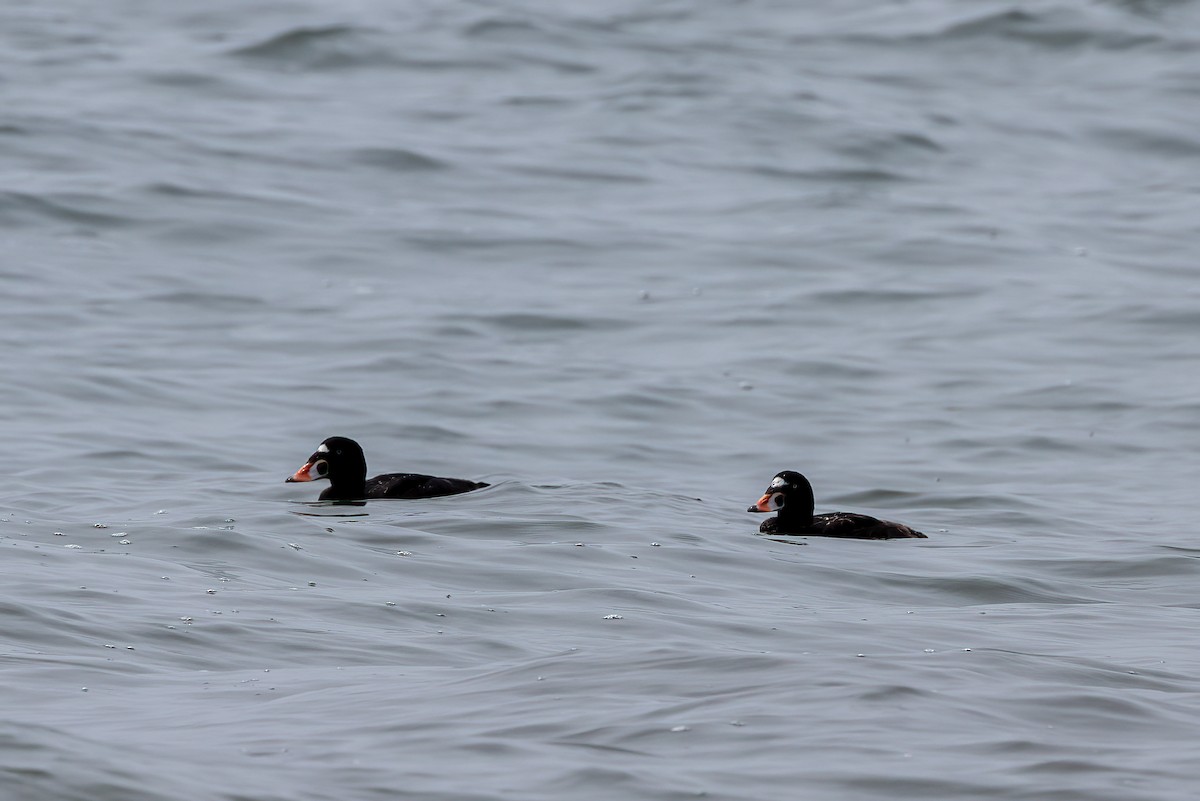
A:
775,505,814,528
324,466,367,501
777,483,816,527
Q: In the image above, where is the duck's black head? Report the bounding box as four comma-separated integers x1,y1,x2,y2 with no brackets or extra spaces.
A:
747,470,815,519
286,436,368,499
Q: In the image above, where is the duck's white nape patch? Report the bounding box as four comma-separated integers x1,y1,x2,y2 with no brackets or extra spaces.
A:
769,476,786,489
316,443,330,454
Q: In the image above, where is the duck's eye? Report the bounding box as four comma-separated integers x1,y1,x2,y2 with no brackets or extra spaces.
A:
313,460,329,476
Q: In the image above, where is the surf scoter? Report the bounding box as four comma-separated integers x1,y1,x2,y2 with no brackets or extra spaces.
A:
748,470,925,539
285,436,488,501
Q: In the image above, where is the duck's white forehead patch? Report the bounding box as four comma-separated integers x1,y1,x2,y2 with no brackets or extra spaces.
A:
316,443,330,454
770,476,787,489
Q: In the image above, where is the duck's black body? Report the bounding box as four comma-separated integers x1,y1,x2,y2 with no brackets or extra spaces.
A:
756,511,924,540
286,436,488,501
361,472,488,501
749,470,925,540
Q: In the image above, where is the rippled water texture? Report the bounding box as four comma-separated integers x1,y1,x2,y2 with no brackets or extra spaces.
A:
3,2,1200,799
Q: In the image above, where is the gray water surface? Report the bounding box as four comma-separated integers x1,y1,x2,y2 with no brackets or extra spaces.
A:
3,2,1200,799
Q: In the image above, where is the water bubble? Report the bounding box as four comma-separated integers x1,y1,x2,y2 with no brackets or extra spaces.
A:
65,544,83,550
603,614,624,620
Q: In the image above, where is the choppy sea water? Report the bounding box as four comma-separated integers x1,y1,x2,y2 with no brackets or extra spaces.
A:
3,2,1200,799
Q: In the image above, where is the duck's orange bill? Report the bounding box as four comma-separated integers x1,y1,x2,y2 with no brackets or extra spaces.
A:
752,493,773,512
287,462,315,483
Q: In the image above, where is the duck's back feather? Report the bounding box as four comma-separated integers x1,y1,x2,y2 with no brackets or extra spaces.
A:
364,473,489,500
760,512,925,540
